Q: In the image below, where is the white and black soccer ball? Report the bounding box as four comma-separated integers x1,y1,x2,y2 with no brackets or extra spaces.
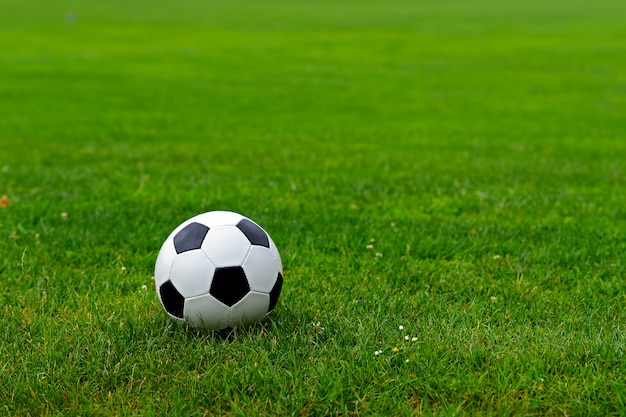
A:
154,211,283,330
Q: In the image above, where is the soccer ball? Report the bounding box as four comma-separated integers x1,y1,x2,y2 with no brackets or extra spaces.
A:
154,211,283,330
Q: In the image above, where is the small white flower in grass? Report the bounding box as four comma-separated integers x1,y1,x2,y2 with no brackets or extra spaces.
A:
405,359,410,363
411,337,418,342
141,285,147,292
375,350,382,356
60,212,68,221
490,296,497,303
313,322,325,334
404,335,409,341
493,255,501,260
375,252,383,258
399,325,404,330
366,244,373,249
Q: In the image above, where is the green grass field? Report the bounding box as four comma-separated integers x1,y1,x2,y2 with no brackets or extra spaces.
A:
2,0,626,415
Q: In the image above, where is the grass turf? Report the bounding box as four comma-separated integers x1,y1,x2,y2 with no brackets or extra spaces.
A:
1,0,626,415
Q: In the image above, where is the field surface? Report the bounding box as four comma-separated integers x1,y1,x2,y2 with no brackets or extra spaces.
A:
1,0,626,415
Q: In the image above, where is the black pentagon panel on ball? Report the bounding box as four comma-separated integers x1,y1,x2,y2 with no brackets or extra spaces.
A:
236,218,269,248
210,266,250,307
159,280,185,319
268,272,283,312
173,222,210,254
